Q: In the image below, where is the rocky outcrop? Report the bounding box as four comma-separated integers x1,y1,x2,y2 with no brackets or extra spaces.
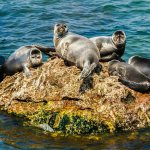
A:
0,58,149,134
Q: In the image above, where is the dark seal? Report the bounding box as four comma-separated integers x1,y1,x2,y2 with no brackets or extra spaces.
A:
90,30,126,62
53,23,101,79
128,56,150,79
0,55,5,81
108,60,150,92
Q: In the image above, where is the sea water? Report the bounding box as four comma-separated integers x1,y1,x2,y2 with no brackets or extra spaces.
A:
0,0,150,149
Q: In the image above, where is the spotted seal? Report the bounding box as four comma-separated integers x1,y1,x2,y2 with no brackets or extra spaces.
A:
108,60,150,92
90,30,126,62
53,23,101,79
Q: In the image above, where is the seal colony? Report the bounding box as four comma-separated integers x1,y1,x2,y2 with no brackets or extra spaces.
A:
0,23,150,93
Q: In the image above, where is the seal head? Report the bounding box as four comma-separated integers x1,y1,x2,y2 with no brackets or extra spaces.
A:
54,23,68,38
112,30,126,47
29,48,42,67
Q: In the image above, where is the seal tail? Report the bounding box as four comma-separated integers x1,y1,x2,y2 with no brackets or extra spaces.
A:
80,61,96,80
119,77,150,93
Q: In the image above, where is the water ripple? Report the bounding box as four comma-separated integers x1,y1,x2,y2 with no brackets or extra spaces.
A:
0,0,150,60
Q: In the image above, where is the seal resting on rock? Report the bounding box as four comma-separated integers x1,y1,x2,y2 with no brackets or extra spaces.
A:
128,56,150,79
0,56,5,81
90,30,126,62
108,60,150,92
2,45,44,76
53,23,101,79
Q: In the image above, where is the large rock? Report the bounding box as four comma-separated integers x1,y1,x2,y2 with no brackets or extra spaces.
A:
0,58,149,134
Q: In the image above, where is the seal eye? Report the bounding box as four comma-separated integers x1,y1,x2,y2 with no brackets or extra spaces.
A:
64,25,67,28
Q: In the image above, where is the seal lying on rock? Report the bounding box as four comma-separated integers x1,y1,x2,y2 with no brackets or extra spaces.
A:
53,23,101,79
108,60,150,92
128,56,150,79
0,56,5,81
90,30,126,62
2,45,44,76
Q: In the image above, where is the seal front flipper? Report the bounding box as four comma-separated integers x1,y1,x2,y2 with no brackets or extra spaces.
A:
119,77,150,93
23,64,32,77
100,48,117,57
33,44,56,57
99,52,119,62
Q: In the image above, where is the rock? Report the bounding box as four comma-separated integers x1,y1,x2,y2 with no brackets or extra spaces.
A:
38,123,54,132
0,58,149,135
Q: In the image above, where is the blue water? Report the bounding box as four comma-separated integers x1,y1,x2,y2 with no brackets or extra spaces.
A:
0,0,150,149
0,0,150,60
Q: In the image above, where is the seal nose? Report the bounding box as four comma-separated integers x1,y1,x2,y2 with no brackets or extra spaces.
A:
58,27,65,33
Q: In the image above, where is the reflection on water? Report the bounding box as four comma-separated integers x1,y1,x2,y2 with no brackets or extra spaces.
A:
0,112,149,150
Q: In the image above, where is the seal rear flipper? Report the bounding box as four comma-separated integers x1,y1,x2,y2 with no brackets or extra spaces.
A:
119,77,150,93
80,62,96,80
80,67,91,80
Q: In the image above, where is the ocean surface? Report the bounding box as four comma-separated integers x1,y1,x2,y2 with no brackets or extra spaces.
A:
0,0,150,149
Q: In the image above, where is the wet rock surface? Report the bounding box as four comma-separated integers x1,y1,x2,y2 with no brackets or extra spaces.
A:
0,58,149,135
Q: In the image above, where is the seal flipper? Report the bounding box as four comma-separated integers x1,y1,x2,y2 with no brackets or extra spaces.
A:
99,52,119,62
23,64,32,77
33,44,56,57
119,77,150,93
80,61,97,79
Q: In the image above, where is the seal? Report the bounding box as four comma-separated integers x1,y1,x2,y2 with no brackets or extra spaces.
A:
108,60,150,92
128,56,150,79
53,23,101,79
0,56,5,81
2,45,43,76
90,30,126,62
